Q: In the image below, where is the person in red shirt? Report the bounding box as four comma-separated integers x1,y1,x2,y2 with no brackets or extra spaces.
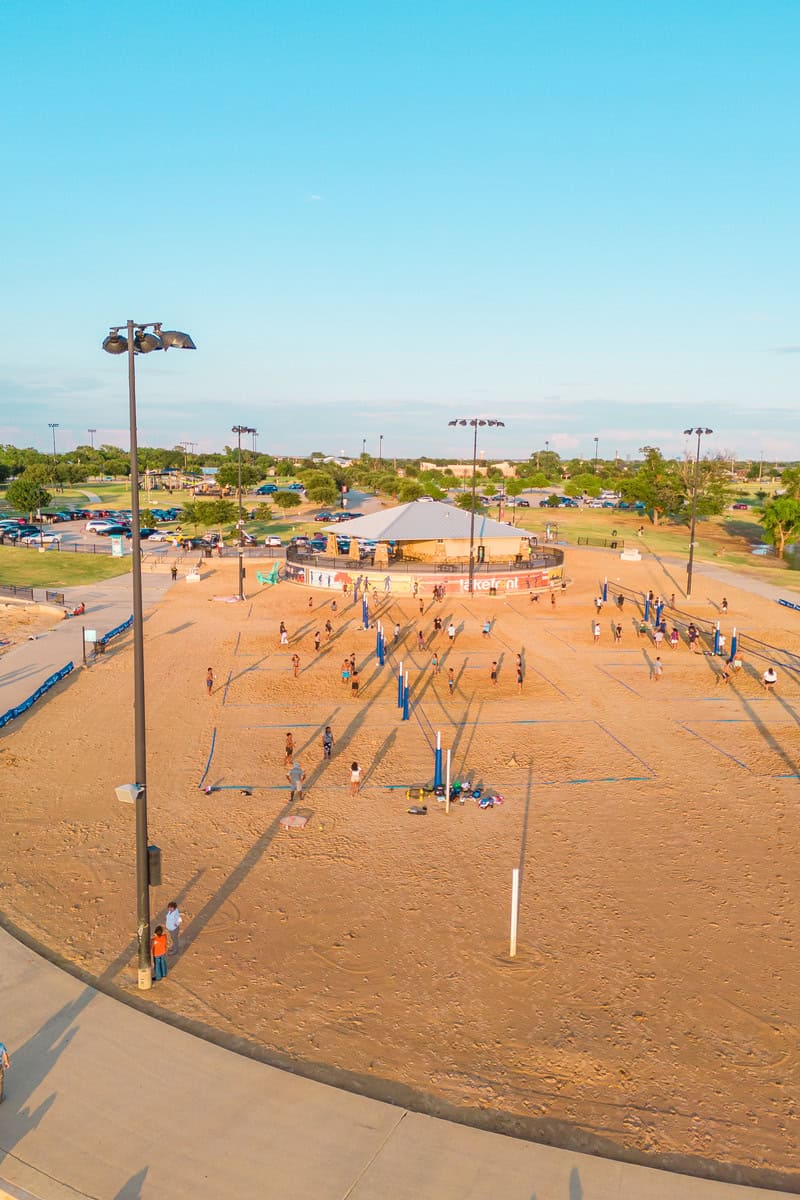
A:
151,925,168,981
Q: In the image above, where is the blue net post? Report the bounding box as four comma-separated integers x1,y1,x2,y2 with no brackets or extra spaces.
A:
397,661,404,708
402,676,410,721
434,731,442,787
602,577,608,602
730,628,738,658
362,597,369,630
375,622,381,657
644,596,650,622
656,602,663,626
714,621,720,655
378,631,385,667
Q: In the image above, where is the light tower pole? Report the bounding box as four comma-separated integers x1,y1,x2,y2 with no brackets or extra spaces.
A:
684,426,713,598
232,424,257,602
102,319,196,988
448,417,505,594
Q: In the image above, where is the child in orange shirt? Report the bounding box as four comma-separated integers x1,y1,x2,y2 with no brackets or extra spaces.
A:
151,925,168,981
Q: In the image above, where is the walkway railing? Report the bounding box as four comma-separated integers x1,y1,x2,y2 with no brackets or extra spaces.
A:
286,545,565,573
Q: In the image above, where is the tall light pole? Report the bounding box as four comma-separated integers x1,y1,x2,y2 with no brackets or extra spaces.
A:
232,425,256,602
362,437,366,457
103,320,196,989
48,422,59,466
448,417,505,594
683,426,713,599
593,436,599,473
379,434,384,469
88,428,97,450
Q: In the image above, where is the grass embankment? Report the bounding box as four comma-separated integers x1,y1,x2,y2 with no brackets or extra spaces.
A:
0,546,131,588
506,504,800,590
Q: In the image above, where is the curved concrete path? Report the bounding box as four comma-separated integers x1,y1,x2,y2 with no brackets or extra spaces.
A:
0,930,787,1200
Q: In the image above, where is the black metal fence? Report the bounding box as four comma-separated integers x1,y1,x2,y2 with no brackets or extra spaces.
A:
0,583,34,600
577,535,625,549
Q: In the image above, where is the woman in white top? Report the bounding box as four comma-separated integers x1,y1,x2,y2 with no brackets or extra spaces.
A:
350,762,361,797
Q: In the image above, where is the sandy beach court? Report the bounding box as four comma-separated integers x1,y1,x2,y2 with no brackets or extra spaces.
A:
1,547,798,1186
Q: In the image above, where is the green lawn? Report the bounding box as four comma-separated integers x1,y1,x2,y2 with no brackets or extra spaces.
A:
0,546,131,588
505,503,800,591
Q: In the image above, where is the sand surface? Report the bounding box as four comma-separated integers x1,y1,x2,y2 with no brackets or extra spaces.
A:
0,601,63,651
1,549,798,1185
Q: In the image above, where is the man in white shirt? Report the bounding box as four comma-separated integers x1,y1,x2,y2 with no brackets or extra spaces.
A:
165,901,183,955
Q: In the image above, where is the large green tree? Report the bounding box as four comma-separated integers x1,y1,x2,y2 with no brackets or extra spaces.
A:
398,479,425,502
273,491,302,511
621,447,684,525
6,478,52,518
216,462,260,490
760,497,800,557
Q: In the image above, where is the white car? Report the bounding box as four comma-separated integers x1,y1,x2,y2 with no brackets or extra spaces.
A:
264,535,284,547
86,519,119,533
21,531,62,545
147,530,178,542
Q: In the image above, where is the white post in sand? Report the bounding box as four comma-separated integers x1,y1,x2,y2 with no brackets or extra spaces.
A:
509,867,520,958
445,748,451,815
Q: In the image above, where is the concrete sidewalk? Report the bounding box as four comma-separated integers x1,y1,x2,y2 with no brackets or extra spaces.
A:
0,931,789,1200
0,573,172,722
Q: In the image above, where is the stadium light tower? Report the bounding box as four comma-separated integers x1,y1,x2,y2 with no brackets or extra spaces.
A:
447,417,505,594
102,319,196,989
232,425,257,601
684,426,713,598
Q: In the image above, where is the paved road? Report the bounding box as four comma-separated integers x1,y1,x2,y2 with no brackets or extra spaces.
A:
0,572,172,721
0,930,789,1200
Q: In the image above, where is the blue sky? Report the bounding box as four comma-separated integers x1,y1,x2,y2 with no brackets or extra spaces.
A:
1,1,798,463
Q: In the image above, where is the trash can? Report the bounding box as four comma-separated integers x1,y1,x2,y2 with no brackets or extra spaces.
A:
204,547,212,558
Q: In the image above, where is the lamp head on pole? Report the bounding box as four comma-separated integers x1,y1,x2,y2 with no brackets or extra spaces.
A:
134,329,163,353
153,325,196,351
102,330,128,355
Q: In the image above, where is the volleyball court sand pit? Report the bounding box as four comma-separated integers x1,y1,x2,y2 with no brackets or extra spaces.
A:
0,549,798,1186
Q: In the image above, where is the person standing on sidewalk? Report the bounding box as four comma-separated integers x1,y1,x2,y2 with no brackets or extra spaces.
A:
151,925,168,981
0,1039,9,1103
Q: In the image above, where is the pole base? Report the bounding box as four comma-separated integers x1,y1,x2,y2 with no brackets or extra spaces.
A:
137,968,152,991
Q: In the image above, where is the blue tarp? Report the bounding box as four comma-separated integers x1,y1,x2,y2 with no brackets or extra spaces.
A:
98,615,133,646
0,662,74,729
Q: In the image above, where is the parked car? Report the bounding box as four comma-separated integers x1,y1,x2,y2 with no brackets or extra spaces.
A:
731,502,749,510
287,482,304,490
255,484,277,495
96,525,133,537
86,518,120,532
147,530,176,541
5,524,42,540
559,497,579,508
0,518,26,528
515,498,530,507
308,537,327,551
314,511,333,522
138,528,157,539
289,535,309,545
264,535,284,547
20,531,62,545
